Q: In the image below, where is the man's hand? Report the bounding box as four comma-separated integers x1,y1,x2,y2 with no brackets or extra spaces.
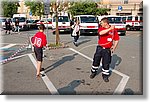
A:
110,46,115,54
110,25,115,30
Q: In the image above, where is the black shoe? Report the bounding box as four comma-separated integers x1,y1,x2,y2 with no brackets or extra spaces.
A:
90,72,97,79
40,68,45,72
102,74,109,82
73,42,78,47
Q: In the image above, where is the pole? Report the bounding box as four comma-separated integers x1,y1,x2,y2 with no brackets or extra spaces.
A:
55,1,60,45
46,14,49,44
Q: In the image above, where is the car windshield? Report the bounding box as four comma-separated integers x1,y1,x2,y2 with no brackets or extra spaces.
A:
13,17,26,22
0,19,6,22
108,17,124,24
53,16,69,22
80,16,97,23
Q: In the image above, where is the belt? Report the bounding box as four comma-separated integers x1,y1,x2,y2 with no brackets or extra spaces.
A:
99,45,110,49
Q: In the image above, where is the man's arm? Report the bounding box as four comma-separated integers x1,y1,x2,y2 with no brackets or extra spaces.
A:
111,40,119,53
99,25,115,35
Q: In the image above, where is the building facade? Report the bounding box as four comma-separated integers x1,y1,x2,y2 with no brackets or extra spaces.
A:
100,0,143,16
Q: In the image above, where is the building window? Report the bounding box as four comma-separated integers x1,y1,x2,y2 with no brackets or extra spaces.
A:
124,0,128,4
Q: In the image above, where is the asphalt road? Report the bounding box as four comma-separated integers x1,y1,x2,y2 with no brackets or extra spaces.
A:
0,29,143,95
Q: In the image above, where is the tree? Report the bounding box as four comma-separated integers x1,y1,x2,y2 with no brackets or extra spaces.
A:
1,0,19,17
25,0,44,20
68,1,109,16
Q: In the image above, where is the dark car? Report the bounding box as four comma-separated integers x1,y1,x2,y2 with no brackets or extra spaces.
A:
26,19,39,29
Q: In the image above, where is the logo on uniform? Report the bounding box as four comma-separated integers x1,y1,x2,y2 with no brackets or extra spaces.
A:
109,31,114,35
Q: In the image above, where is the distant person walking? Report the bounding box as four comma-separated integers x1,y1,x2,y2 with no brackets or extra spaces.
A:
32,24,47,79
71,19,80,47
14,18,20,34
5,18,12,34
90,17,120,82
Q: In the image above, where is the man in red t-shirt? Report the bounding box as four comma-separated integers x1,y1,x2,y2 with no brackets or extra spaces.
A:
32,24,47,79
90,17,120,82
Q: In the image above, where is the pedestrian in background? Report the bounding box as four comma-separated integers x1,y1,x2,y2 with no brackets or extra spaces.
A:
32,24,47,79
90,17,120,82
14,18,20,34
72,19,80,47
5,18,12,34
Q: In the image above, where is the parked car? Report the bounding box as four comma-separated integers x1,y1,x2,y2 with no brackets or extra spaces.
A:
125,15,143,31
74,15,99,35
52,15,71,34
12,14,29,31
0,17,6,29
36,18,52,28
26,19,39,29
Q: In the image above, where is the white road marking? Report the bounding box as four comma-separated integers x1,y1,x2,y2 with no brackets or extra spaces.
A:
68,48,130,95
79,44,97,52
0,43,28,46
0,53,32,64
28,54,59,95
0,44,16,50
0,62,3,94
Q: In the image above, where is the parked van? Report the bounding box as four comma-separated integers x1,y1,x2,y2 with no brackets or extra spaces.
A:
12,14,28,31
52,15,71,34
36,18,52,28
74,15,99,35
125,15,143,31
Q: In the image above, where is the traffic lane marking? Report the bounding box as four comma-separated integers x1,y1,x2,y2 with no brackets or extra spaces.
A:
28,54,59,95
0,43,28,46
68,48,130,95
0,53,32,64
0,44,16,50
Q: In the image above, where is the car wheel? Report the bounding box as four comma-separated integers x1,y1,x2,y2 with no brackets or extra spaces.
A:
126,26,131,31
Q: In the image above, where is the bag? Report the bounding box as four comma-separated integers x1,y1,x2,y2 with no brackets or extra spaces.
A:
31,36,35,44
71,24,80,37
71,28,77,37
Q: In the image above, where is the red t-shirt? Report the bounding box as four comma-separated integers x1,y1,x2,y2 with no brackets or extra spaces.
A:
98,27,120,48
33,32,47,48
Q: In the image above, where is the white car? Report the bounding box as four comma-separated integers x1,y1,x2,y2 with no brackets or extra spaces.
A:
52,16,71,34
74,15,99,35
36,18,52,28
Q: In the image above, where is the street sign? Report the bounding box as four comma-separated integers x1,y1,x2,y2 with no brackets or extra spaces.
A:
43,0,50,15
29,11,32,16
118,6,122,11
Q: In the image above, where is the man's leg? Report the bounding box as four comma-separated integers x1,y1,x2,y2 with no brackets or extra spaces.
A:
101,49,111,82
17,26,20,34
73,35,79,46
36,61,42,76
90,46,102,79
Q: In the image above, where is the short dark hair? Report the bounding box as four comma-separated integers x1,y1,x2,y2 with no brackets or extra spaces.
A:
101,17,109,24
38,24,45,30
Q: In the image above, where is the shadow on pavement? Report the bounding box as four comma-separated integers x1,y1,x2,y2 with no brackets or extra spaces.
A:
110,54,122,70
44,53,78,73
58,80,81,95
122,88,134,95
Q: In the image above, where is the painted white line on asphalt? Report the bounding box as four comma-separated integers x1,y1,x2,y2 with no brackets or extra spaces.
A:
68,48,130,95
79,44,97,52
0,44,16,50
113,71,129,95
0,62,3,94
28,54,59,95
0,54,29,64
0,43,28,46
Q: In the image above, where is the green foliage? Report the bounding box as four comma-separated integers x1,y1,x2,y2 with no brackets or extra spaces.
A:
25,0,44,19
1,0,19,17
68,1,109,16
